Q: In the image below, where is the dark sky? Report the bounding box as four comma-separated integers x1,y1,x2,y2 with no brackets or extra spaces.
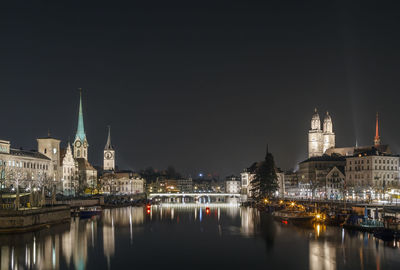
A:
1,0,400,178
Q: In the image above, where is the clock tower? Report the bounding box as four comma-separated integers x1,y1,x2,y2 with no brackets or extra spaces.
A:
73,89,89,160
103,126,115,171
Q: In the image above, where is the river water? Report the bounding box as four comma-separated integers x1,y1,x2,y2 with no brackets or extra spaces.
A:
0,205,399,270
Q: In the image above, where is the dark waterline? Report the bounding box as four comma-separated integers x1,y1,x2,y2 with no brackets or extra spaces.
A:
1,206,400,270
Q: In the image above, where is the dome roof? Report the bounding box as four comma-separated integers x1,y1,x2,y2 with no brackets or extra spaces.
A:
324,111,332,122
312,108,320,121
311,108,321,130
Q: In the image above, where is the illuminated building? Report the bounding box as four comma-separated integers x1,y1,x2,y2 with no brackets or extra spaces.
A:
225,176,241,194
345,149,399,200
60,143,79,195
240,169,255,201
298,155,346,198
72,91,97,189
308,109,335,158
103,126,115,171
0,139,53,193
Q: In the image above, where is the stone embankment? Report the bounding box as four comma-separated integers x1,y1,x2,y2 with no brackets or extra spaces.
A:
0,205,70,233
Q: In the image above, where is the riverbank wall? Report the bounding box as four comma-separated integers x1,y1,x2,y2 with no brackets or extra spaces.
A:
0,205,70,233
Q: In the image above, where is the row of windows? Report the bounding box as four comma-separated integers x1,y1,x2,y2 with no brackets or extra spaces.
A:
63,167,76,174
349,173,398,180
347,166,398,171
349,159,398,165
328,184,342,188
0,160,48,170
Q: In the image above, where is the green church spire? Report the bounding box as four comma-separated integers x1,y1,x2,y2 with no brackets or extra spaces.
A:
75,89,86,141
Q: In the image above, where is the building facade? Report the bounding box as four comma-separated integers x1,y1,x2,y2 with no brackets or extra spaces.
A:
60,144,79,196
0,140,53,193
298,155,346,198
225,176,241,194
345,149,400,200
308,109,335,158
101,171,145,195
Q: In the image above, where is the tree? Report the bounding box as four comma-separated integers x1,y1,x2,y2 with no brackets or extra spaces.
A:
250,149,279,201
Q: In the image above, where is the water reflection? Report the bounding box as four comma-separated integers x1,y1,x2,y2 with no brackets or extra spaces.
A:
0,207,144,270
0,206,399,270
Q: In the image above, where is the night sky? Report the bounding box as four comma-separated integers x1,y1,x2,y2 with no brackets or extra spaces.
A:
1,1,400,177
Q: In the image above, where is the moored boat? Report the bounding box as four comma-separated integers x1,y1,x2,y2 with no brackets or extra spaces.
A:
79,206,102,218
272,210,315,225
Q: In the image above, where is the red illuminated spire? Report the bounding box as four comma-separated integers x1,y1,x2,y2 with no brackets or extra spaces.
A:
374,112,381,146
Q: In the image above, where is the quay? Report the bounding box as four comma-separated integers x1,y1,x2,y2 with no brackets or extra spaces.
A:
0,205,70,234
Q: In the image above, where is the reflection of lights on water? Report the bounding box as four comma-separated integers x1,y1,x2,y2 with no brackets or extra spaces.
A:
129,210,133,243
316,224,320,237
52,247,56,268
194,208,197,220
218,208,220,221
199,208,202,222
159,203,240,208
342,229,345,244
11,246,14,270
171,208,174,220
33,236,36,265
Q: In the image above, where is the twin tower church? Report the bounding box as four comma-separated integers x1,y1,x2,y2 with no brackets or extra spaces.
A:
308,109,335,158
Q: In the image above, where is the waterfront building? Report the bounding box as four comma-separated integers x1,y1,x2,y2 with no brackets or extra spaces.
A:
283,171,299,197
101,170,145,194
176,178,193,193
225,176,241,194
326,166,345,200
193,179,213,192
308,109,335,158
345,148,399,200
0,139,53,193
298,155,346,198
240,169,255,201
276,169,285,197
60,143,79,196
103,126,115,171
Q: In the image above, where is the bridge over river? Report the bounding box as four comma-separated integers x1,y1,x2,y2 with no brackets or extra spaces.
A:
148,193,240,203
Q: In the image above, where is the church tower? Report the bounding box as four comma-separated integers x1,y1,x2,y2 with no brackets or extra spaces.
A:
103,126,115,171
374,112,381,146
308,108,323,158
73,89,89,160
322,111,335,153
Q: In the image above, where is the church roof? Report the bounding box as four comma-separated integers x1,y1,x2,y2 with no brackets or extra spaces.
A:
75,90,87,142
300,155,345,164
104,126,113,150
76,158,96,171
8,148,50,160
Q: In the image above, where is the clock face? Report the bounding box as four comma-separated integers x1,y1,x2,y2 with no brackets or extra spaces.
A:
105,151,113,159
75,141,81,148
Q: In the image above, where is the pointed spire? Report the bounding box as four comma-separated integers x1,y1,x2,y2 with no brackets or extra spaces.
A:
75,88,86,141
105,126,113,150
374,112,381,146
